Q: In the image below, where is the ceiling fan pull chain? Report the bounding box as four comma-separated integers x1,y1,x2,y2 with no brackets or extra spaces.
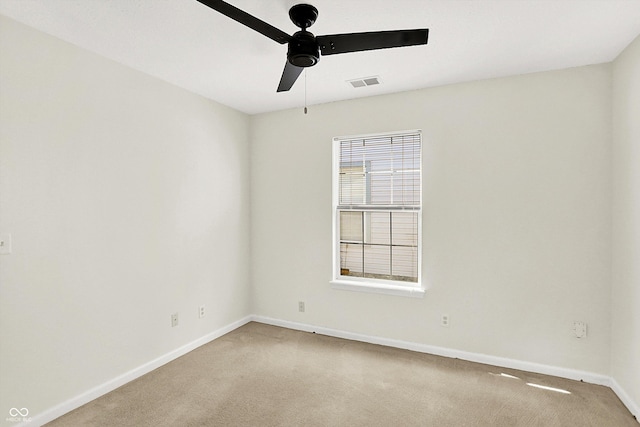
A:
304,69,308,114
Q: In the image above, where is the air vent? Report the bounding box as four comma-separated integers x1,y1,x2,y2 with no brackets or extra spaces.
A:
347,76,381,88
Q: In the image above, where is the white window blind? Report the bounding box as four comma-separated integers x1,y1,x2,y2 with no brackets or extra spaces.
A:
335,132,421,284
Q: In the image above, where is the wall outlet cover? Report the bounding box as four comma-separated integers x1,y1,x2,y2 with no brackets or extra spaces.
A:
0,233,12,255
171,313,179,327
573,321,587,338
441,314,450,327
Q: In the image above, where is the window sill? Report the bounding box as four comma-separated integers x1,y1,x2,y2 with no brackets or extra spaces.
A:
330,279,425,298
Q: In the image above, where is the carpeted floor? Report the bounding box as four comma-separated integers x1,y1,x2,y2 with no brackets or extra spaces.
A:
46,322,637,426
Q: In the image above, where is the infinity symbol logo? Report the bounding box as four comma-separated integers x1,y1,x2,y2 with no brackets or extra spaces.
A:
9,408,29,417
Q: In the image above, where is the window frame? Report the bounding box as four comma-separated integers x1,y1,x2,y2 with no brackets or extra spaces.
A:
330,130,425,298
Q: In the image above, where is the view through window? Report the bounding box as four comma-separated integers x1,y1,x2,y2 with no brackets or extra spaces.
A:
334,131,422,285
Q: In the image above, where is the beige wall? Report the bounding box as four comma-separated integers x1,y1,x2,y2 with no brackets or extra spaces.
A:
251,64,613,374
612,34,640,413
2,11,638,424
0,16,252,420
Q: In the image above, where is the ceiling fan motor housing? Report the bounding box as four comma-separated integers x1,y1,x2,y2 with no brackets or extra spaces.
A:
288,31,320,67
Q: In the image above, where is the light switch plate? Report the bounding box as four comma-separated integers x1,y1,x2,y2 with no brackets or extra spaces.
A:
0,233,11,255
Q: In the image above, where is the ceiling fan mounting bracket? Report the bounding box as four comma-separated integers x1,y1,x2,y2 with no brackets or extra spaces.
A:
289,4,318,30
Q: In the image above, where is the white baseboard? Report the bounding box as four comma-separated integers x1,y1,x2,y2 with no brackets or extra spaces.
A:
24,315,253,427
251,315,609,384
610,377,640,422
21,314,638,426
252,315,638,422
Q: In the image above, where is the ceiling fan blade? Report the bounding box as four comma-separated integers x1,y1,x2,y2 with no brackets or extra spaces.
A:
196,0,291,44
317,29,428,56
277,61,304,92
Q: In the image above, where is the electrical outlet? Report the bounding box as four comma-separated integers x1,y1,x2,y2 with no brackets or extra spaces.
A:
0,233,12,255
573,321,587,338
171,313,179,327
298,301,305,313
441,314,450,327
199,305,206,318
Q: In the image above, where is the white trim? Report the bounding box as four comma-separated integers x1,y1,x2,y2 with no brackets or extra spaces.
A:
20,314,639,426
610,377,640,422
253,316,639,421
332,130,423,290
333,128,422,143
24,316,253,427
330,279,425,298
251,315,618,386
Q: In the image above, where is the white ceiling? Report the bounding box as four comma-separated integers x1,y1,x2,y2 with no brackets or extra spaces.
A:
1,0,640,115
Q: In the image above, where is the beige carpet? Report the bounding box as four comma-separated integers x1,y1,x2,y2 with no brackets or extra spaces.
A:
46,322,637,426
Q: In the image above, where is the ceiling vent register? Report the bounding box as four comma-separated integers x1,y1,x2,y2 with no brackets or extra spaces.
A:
348,76,381,88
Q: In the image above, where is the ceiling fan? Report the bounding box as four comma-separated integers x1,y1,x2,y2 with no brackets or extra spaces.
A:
196,0,429,92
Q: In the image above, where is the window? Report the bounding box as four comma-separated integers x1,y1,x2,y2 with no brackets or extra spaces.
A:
331,131,424,298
